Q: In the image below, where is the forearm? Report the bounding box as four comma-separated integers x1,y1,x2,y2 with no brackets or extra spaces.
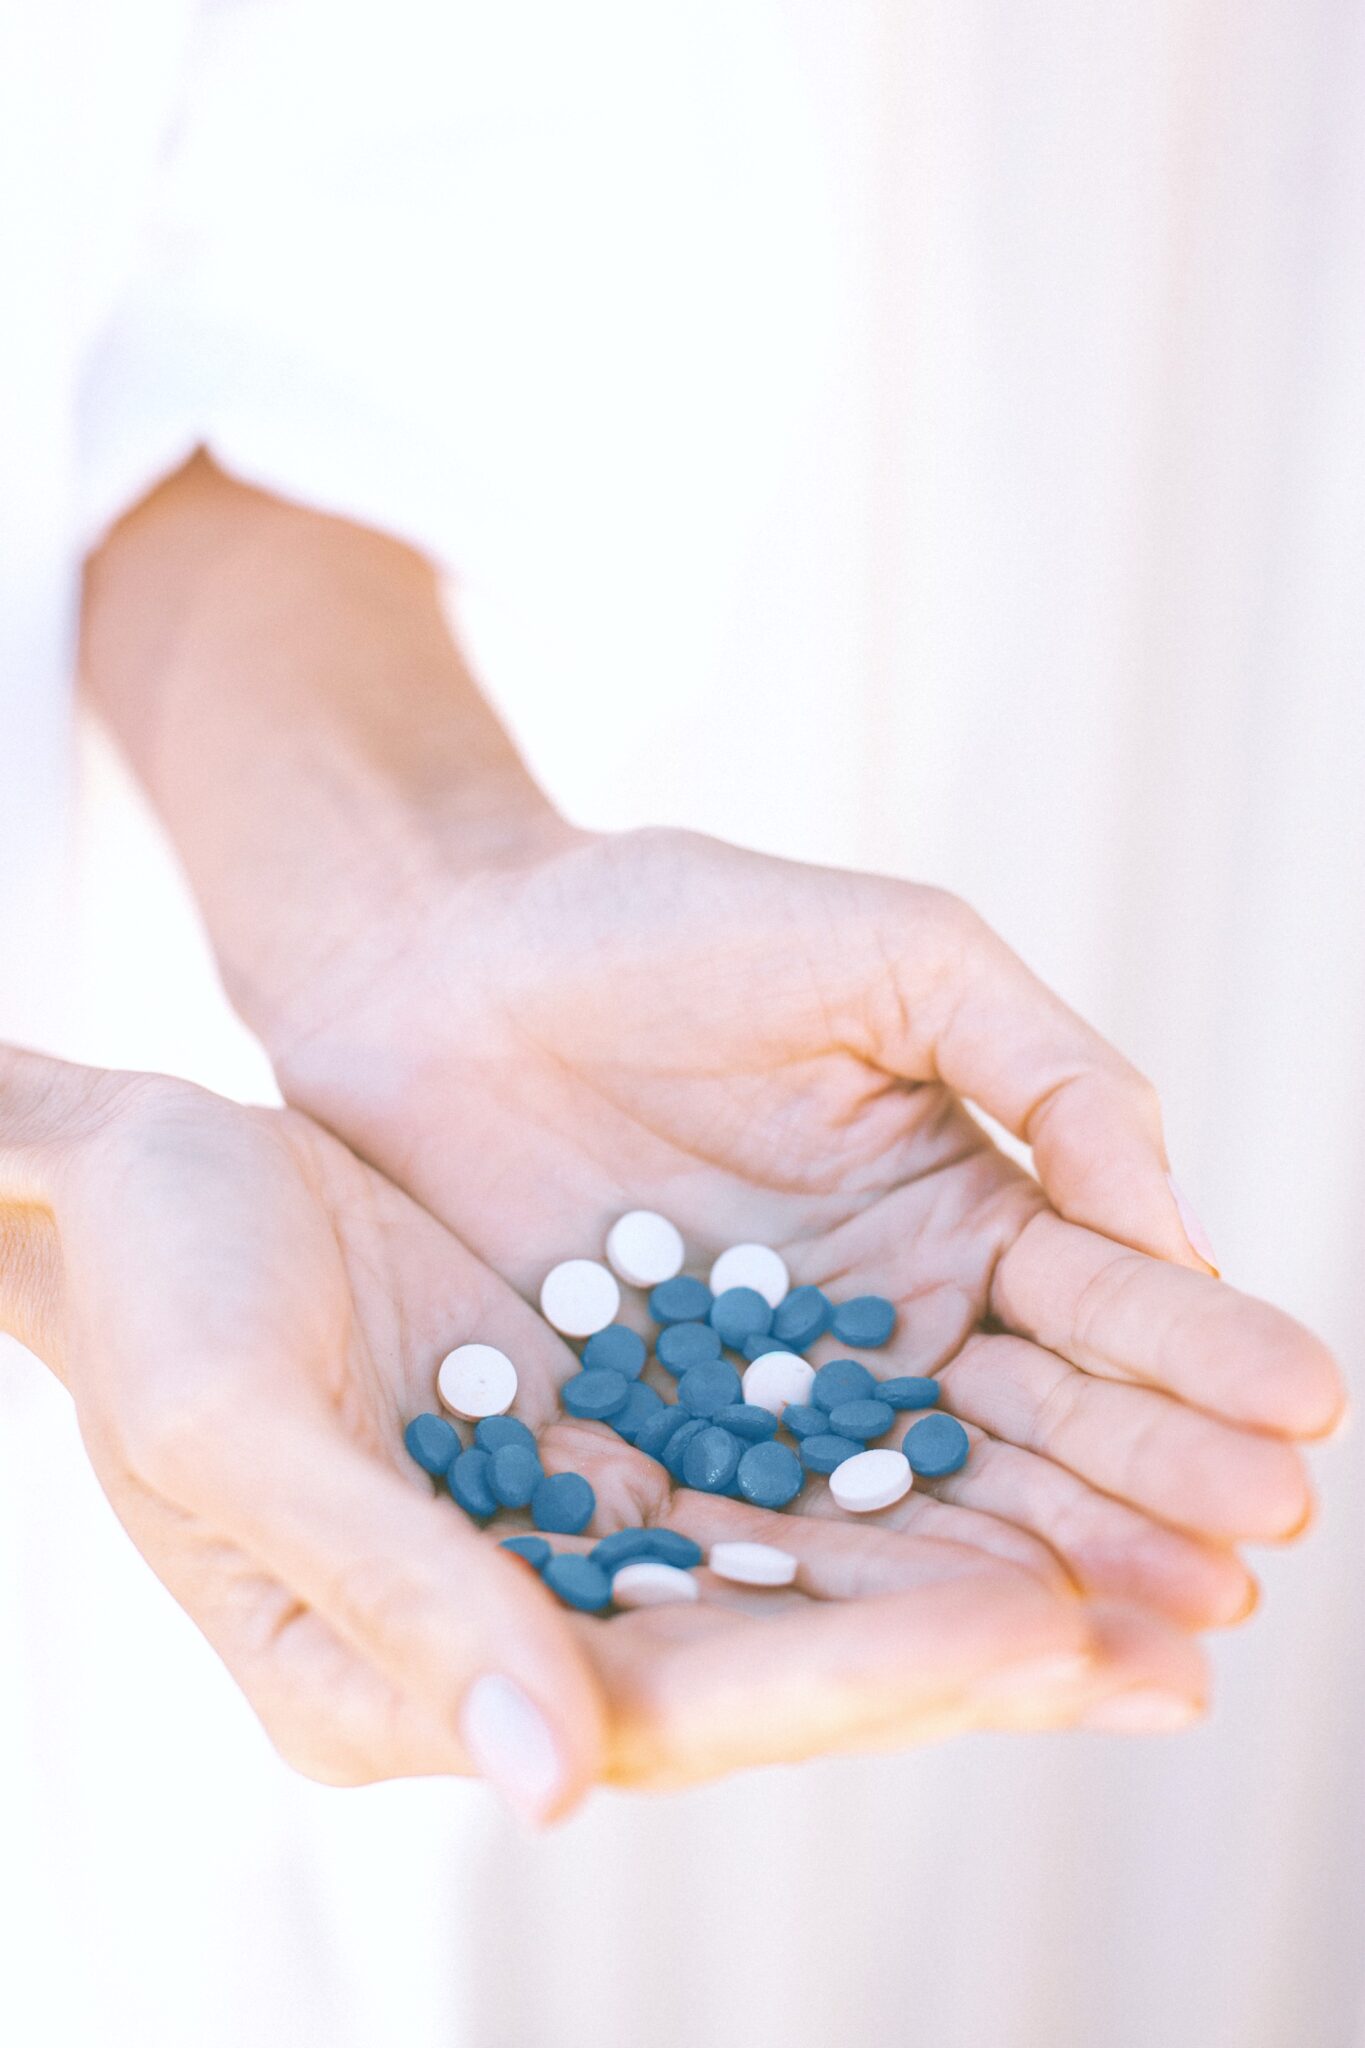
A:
81,453,568,1045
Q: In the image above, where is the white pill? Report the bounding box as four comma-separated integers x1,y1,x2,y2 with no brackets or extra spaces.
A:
829,1448,914,1514
539,1259,621,1338
741,1350,815,1416
437,1343,518,1420
605,1210,686,1289
708,1242,791,1308
708,1541,798,1588
610,1561,701,1609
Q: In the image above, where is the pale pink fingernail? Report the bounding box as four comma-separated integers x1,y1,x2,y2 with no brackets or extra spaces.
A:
1167,1173,1220,1275
1080,1688,1200,1734
459,1674,568,1825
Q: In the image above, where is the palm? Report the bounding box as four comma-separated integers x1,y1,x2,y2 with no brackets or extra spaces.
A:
282,828,1339,1644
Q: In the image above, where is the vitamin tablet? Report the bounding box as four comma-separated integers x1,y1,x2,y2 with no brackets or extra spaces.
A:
709,1244,790,1309
708,1541,798,1588
474,1415,538,1456
772,1285,831,1351
735,1441,805,1509
709,1286,774,1349
449,1446,497,1519
662,1418,711,1481
682,1425,743,1494
741,1350,816,1416
830,1295,897,1348
543,1554,612,1612
404,1413,461,1477
677,1360,743,1416
611,1561,701,1608
532,1471,596,1534
827,1398,895,1442
634,1406,693,1462
488,1442,542,1509
799,1433,861,1475
582,1324,648,1378
649,1276,713,1325
540,1259,621,1338
879,1376,940,1411
811,1358,877,1412
711,1403,779,1442
610,1381,665,1442
657,1320,723,1374
606,1210,687,1288
562,1368,631,1420
828,1448,913,1514
590,1527,704,1572
903,1412,970,1477
500,1534,552,1572
437,1343,518,1420
782,1402,829,1440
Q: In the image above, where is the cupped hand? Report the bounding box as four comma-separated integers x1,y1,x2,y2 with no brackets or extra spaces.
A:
274,827,1344,1635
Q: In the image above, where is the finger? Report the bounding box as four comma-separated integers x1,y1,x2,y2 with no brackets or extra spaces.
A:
992,1210,1345,1438
973,1599,1211,1737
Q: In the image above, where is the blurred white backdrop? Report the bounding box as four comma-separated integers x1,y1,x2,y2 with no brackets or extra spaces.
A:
3,2,1364,2044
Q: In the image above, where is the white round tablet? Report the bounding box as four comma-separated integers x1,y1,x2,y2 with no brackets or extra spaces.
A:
708,1541,798,1588
436,1343,518,1420
610,1561,701,1609
605,1210,686,1289
708,1242,790,1308
539,1259,621,1338
829,1448,914,1514
740,1350,815,1416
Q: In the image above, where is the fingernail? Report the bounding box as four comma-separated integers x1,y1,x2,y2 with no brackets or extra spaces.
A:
459,1674,568,1825
977,1651,1094,1704
1080,1688,1200,1734
1167,1173,1220,1275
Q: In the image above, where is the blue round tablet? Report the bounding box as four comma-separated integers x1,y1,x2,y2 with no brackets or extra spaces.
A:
709,1287,774,1348
827,1398,895,1442
682,1425,743,1494
634,1406,693,1462
879,1376,940,1411
741,1331,790,1361
500,1534,552,1572
772,1284,832,1351
532,1471,597,1534
657,1320,723,1374
799,1433,861,1474
677,1360,743,1416
474,1415,537,1456
449,1446,496,1519
736,1441,804,1509
404,1413,461,1478
712,1403,779,1442
561,1368,631,1420
663,1418,710,1481
812,1358,877,1411
592,1527,703,1571
544,1555,612,1613
650,1276,714,1326
903,1412,970,1477
583,1324,648,1378
489,1442,542,1509
781,1402,829,1441
611,1381,665,1443
830,1295,897,1348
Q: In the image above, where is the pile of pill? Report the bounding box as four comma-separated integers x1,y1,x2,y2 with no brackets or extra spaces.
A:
403,1211,970,1614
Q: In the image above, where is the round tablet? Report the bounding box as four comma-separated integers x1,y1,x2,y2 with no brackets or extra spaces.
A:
649,1276,714,1326
711,1403,779,1443
827,1398,895,1442
828,1448,913,1514
708,1244,790,1309
532,1471,597,1534
488,1443,542,1509
677,1360,743,1416
708,1540,798,1588
830,1294,897,1348
448,1446,497,1519
741,1350,816,1416
474,1414,537,1456
657,1320,723,1374
561,1368,631,1420
735,1441,805,1509
610,1381,665,1443
582,1324,648,1378
799,1433,861,1474
772,1285,831,1351
500,1534,552,1572
710,1286,774,1348
592,1527,704,1571
741,1331,790,1361
437,1343,519,1420
781,1401,829,1440
634,1406,693,1462
880,1376,940,1411
811,1358,877,1412
606,1211,687,1288
903,1412,970,1477
610,1561,700,1609
682,1425,743,1494
543,1555,612,1613
662,1418,711,1482
540,1259,621,1338
403,1413,461,1477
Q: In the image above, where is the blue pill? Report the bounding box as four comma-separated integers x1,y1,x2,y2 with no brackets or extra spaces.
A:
827,1398,895,1442
657,1320,723,1374
500,1534,552,1571
736,1441,804,1509
544,1555,612,1613
782,1402,830,1441
678,1361,743,1416
650,1276,714,1325
532,1471,597,1534
903,1413,970,1477
591,1527,704,1572
741,1331,790,1361
772,1284,832,1351
404,1413,461,1477
562,1368,630,1420
611,1381,665,1443
583,1324,648,1378
799,1433,861,1474
489,1442,542,1509
449,1446,496,1519
663,1418,711,1481
712,1403,779,1442
879,1376,940,1411
812,1358,878,1411
830,1294,897,1348
682,1425,743,1494
634,1406,693,1462
474,1415,537,1456
709,1287,774,1348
